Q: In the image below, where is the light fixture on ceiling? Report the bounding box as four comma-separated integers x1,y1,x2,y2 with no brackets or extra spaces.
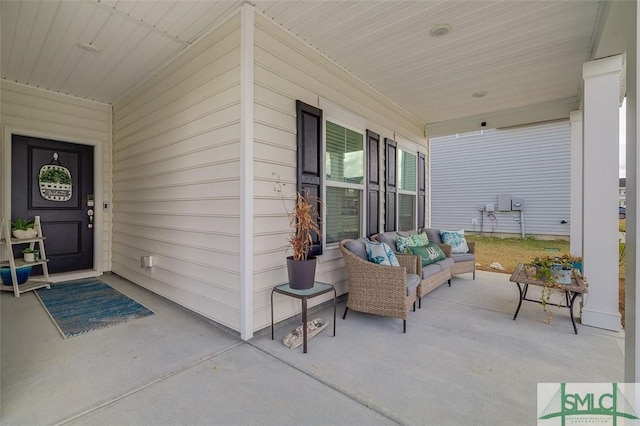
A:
430,23,452,37
472,91,488,98
77,42,100,53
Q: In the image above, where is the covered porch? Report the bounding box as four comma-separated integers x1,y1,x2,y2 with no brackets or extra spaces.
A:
2,272,623,424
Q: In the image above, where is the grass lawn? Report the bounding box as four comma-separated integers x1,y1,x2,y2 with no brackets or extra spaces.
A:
467,226,626,326
465,234,570,274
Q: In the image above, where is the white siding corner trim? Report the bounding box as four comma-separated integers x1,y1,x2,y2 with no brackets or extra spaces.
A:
240,5,255,340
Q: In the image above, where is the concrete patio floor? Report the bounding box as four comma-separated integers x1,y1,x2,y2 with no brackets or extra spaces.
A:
1,271,624,425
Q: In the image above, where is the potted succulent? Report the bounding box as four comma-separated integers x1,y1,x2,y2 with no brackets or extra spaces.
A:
275,175,322,290
11,218,37,239
22,248,40,262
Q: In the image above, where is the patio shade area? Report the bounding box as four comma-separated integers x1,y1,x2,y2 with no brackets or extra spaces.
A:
1,271,623,425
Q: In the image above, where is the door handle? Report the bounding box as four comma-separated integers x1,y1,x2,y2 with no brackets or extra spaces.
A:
87,209,94,228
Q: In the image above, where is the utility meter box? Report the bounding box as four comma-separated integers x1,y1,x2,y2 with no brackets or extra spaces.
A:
498,194,512,211
511,198,525,211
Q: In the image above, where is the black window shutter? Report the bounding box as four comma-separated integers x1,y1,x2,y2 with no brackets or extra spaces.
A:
384,138,397,231
296,100,323,256
418,152,426,229
366,130,380,237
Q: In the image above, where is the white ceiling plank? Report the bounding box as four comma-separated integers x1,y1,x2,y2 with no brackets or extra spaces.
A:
83,23,154,101
112,0,137,15
255,0,304,21
71,13,133,98
19,1,61,84
29,1,81,90
5,1,41,81
0,1,21,79
127,1,158,22
0,0,610,124
90,31,181,102
166,2,219,40
137,1,177,27
38,1,96,91
177,1,243,42
154,1,199,35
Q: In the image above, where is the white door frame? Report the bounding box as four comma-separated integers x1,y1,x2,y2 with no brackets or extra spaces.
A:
2,126,105,279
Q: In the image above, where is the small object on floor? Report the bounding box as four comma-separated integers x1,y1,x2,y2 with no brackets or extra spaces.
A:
283,318,327,349
489,262,505,271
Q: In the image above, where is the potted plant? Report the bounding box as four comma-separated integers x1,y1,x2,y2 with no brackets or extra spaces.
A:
0,265,33,285
525,254,585,324
275,175,322,290
22,248,40,262
11,218,37,239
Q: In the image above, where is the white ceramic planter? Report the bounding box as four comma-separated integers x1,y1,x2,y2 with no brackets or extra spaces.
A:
23,253,35,262
13,229,38,239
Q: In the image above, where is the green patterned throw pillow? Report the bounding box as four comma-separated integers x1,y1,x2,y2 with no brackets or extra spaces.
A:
409,243,446,266
396,232,429,254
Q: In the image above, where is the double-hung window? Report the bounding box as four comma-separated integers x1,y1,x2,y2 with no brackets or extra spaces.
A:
324,121,364,245
397,148,417,231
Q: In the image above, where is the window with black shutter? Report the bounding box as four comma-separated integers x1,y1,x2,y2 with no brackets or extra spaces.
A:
296,100,323,256
385,138,397,231
366,130,380,237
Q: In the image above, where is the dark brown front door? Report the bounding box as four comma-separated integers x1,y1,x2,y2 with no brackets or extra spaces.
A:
12,135,94,274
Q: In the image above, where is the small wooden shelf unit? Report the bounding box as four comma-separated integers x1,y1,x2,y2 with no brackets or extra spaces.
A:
0,216,51,297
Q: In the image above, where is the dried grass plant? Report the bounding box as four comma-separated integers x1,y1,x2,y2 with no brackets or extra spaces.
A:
274,174,322,261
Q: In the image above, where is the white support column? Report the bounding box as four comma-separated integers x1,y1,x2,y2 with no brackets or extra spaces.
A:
581,55,624,331
625,0,639,382
239,4,255,341
570,110,583,257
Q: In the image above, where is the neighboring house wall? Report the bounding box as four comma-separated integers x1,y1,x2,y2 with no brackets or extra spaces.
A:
111,15,242,330
619,178,626,207
429,120,571,237
253,13,427,330
0,81,113,271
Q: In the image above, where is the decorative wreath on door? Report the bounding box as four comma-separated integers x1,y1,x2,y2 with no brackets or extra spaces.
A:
39,153,72,202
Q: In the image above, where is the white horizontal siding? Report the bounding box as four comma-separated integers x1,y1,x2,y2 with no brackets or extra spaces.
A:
111,13,242,331
252,13,428,331
429,120,571,237
0,80,112,271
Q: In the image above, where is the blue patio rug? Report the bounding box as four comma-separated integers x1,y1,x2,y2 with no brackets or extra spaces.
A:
35,278,154,338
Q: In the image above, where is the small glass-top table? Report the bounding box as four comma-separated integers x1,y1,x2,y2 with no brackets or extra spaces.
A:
271,282,336,353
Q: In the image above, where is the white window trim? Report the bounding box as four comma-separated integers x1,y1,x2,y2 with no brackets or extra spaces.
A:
396,147,418,231
322,117,366,252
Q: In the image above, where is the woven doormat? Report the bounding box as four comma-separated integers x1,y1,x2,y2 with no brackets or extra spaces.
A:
35,278,154,338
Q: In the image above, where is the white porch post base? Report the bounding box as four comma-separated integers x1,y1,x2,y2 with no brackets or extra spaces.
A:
581,308,623,331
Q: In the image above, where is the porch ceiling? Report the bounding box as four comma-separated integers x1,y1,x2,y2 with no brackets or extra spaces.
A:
1,1,615,134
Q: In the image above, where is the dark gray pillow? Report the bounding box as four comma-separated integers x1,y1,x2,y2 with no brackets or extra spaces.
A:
423,228,442,244
375,232,397,251
345,237,369,260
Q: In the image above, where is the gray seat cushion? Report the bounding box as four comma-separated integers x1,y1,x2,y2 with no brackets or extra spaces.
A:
345,237,369,261
406,273,420,296
437,257,454,270
421,263,442,279
452,253,475,263
423,228,442,244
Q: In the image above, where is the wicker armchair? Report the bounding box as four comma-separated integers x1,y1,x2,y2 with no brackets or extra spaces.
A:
339,239,419,333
